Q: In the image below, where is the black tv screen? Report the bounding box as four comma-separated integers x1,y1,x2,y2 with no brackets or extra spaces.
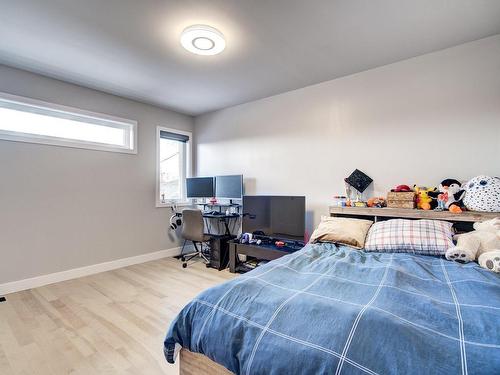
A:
215,175,243,199
243,196,305,241
186,177,214,198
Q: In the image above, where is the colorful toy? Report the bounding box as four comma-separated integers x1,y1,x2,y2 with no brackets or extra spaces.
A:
367,197,386,208
449,205,463,213
463,175,500,212
436,193,447,210
446,218,500,273
391,185,412,192
414,186,437,210
354,201,367,207
240,233,262,245
428,179,465,212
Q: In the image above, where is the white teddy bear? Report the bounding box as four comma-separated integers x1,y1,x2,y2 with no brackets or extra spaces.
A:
446,217,500,273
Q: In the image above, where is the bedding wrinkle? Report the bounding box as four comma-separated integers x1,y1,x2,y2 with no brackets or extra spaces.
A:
244,250,358,375
250,276,494,341
335,254,394,375
412,260,446,280
193,250,301,348
441,259,468,375
266,268,470,310
193,298,380,375
193,246,329,352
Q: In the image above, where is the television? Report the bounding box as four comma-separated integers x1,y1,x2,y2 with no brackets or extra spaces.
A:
186,177,214,198
243,195,305,241
215,175,243,199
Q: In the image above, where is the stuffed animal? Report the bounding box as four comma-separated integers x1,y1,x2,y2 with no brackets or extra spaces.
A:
446,218,500,272
414,186,437,210
463,175,500,212
367,197,386,208
428,179,465,212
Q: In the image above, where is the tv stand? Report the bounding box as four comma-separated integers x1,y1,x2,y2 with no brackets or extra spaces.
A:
229,240,303,273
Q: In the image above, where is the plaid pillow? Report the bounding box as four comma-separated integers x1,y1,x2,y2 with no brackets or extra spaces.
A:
364,219,454,255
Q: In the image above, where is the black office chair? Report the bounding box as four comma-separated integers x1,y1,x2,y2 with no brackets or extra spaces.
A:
179,209,212,268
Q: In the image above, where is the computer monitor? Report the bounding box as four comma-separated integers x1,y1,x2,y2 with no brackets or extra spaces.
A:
215,175,243,199
186,177,214,198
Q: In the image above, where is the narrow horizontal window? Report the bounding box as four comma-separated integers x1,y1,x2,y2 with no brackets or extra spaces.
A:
0,92,137,153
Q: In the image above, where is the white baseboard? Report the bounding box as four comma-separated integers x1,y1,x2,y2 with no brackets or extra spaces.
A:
0,245,192,296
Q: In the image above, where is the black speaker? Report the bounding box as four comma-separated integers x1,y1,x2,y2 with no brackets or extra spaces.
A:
209,235,234,271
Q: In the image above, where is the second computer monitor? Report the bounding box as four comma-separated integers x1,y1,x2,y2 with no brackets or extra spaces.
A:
215,175,243,199
186,177,214,198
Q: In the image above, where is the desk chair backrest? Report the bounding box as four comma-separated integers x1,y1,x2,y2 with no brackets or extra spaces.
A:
181,209,205,242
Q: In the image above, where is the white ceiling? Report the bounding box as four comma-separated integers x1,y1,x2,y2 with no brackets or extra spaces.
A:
1,1,500,116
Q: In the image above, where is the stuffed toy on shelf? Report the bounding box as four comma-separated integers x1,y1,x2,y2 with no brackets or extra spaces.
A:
414,185,437,210
367,197,386,208
428,178,465,213
463,175,500,212
446,218,500,272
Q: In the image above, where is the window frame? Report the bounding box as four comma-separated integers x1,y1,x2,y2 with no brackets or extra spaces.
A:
156,126,192,207
0,91,137,154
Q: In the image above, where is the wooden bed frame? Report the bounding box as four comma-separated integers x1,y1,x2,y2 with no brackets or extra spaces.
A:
180,349,233,375
179,207,499,375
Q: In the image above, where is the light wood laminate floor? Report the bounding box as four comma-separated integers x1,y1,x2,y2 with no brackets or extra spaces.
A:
0,258,236,375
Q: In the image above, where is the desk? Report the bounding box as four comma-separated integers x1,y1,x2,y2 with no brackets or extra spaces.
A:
198,203,241,213
202,213,240,236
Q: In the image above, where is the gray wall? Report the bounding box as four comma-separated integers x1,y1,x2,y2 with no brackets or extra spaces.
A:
0,65,193,284
195,35,500,235
2,35,500,284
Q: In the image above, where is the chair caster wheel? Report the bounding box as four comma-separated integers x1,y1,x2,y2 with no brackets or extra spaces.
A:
181,256,185,261
206,263,211,268
182,263,187,268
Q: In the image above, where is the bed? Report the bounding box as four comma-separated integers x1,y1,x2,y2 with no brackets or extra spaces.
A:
164,243,500,374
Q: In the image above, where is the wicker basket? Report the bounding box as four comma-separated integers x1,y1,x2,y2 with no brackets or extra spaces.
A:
387,191,416,209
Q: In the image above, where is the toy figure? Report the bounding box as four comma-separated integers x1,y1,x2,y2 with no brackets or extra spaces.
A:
414,186,437,210
436,192,447,210
391,185,412,192
367,197,386,208
428,179,465,212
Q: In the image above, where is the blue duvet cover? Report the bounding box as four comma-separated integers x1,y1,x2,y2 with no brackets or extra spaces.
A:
164,243,500,374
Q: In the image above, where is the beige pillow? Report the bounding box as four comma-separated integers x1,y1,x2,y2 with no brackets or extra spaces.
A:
310,216,373,249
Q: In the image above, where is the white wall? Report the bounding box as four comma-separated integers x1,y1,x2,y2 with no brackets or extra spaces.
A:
195,35,500,235
0,65,193,284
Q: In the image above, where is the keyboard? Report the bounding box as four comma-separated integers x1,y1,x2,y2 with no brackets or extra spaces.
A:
205,210,224,215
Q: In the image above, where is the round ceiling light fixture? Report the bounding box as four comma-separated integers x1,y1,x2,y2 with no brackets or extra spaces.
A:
180,25,226,56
